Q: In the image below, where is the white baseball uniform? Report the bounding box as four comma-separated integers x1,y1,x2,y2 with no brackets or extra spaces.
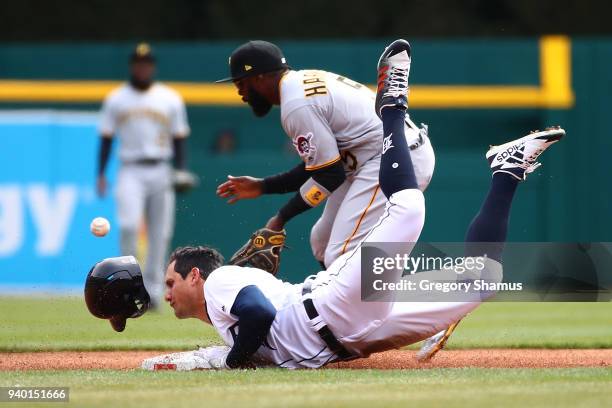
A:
204,188,502,368
279,70,435,267
99,83,190,302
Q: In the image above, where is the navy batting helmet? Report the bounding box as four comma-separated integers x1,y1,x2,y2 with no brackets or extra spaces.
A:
84,256,150,332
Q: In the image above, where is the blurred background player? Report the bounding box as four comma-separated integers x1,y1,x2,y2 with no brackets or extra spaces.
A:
216,40,435,269
96,43,191,306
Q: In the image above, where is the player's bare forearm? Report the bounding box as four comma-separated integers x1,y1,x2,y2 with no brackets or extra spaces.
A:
265,214,285,231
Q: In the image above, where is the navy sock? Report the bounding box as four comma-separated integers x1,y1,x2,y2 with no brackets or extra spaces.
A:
465,173,519,262
379,108,417,199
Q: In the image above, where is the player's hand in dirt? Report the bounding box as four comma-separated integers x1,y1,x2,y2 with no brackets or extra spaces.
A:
96,175,107,198
216,175,264,204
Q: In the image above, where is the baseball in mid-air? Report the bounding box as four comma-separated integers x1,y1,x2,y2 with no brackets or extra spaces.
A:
90,217,111,237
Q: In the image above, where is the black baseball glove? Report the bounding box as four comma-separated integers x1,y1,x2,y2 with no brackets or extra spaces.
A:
229,228,287,275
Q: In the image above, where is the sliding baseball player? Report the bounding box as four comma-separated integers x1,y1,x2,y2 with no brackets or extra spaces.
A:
151,41,565,369
86,40,564,369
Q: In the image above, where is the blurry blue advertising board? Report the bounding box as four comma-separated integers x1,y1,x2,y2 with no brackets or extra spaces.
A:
0,111,119,292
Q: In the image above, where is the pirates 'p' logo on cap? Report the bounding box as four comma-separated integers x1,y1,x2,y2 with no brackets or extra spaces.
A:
136,43,151,57
244,64,253,71
130,42,155,62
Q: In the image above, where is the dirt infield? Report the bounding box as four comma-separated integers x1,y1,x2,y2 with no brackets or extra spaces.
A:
2,349,611,370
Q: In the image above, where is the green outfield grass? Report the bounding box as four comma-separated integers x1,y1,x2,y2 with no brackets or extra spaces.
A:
1,296,611,351
1,368,611,408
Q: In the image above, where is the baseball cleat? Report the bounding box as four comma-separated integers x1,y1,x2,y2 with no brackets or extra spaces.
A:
375,39,411,118
486,126,565,181
416,320,462,362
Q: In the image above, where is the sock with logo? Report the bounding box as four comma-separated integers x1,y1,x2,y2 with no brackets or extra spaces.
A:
464,172,519,262
379,107,417,199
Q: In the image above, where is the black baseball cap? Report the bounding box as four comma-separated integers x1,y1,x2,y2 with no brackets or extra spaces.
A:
130,42,156,63
216,40,289,83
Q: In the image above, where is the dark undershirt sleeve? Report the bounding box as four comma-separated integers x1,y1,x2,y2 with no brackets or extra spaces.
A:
278,193,311,222
262,162,309,194
277,159,346,223
310,159,345,192
97,137,113,176
173,137,186,170
226,285,277,368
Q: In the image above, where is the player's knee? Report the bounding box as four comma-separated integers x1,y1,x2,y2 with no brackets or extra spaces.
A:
119,228,138,256
310,223,328,263
120,227,138,238
412,135,436,192
482,259,504,284
323,244,342,268
390,190,426,235
395,189,425,219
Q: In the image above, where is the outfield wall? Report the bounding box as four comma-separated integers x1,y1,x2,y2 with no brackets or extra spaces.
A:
0,37,609,285
0,111,119,291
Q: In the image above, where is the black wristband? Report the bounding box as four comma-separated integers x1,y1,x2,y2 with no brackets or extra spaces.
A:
278,193,311,223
